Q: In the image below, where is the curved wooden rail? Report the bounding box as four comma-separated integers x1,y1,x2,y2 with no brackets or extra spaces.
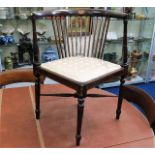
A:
122,85,155,133
0,69,45,86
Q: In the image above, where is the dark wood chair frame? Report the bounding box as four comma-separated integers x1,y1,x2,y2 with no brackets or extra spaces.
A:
31,8,128,146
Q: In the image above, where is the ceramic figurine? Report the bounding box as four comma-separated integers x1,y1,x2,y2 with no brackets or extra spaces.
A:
131,50,142,59
36,22,47,41
1,24,15,35
11,52,18,68
0,24,15,45
128,67,138,77
42,46,58,63
17,28,33,64
128,49,142,78
4,56,13,70
18,35,33,65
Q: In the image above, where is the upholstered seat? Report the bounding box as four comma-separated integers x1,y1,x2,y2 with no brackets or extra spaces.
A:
41,56,122,84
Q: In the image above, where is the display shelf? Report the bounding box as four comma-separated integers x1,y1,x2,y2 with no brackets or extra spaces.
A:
129,17,154,21
111,17,154,21
128,58,148,63
0,41,57,47
2,64,32,71
0,43,18,47
106,37,151,44
0,17,31,20
1,7,155,87
134,37,152,42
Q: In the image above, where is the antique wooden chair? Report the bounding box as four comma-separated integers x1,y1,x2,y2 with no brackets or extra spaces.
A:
31,8,128,145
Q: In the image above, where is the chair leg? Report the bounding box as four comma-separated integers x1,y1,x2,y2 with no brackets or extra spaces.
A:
116,76,125,120
76,97,85,146
35,74,41,119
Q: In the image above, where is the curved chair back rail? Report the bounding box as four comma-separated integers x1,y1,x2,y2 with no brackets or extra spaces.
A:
122,85,155,128
32,8,128,61
33,9,127,19
0,69,45,86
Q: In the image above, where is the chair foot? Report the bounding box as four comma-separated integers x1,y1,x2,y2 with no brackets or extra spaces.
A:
116,97,123,120
35,109,40,119
116,77,125,120
76,97,84,146
76,134,81,146
35,75,41,120
116,110,121,120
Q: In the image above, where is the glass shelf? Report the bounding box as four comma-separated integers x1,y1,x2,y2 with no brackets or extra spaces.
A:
0,43,17,47
0,17,31,20
110,17,154,21
105,37,151,44
0,41,56,47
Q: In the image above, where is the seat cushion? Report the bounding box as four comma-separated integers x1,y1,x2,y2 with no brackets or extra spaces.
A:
40,56,121,84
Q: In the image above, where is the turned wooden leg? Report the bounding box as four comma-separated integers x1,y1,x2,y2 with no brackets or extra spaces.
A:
76,97,85,146
116,76,125,120
35,74,41,119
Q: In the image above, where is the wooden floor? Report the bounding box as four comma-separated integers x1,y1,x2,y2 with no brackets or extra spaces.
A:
0,84,154,148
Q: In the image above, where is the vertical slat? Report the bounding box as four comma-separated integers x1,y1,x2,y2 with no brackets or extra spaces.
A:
94,17,103,58
87,17,93,57
59,16,67,58
97,17,106,58
100,18,110,59
64,17,70,57
83,16,87,57
69,16,74,57
79,16,82,56
91,16,98,57
75,18,78,56
55,17,65,58
51,17,62,58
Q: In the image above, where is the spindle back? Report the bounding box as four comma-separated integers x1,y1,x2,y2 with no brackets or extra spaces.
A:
32,8,128,62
